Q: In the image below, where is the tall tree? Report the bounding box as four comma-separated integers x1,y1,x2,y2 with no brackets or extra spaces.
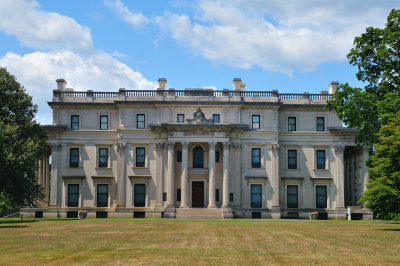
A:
0,67,47,211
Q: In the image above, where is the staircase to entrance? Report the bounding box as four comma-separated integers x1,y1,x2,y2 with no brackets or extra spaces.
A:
175,208,224,219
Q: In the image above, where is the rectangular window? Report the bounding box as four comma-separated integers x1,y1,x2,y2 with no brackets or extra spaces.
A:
177,189,181,201
71,115,79,130
67,184,79,207
316,150,326,169
97,184,108,207
251,184,262,208
69,148,79,168
177,114,185,123
251,148,261,168
316,186,327,208
98,148,108,168
134,184,146,207
136,147,145,167
287,185,298,208
177,151,182,162
215,189,220,202
137,114,145,129
288,117,296,131
163,192,167,201
215,151,219,163
229,193,234,202
317,117,325,131
252,115,260,130
100,115,108,130
288,150,297,169
213,114,220,123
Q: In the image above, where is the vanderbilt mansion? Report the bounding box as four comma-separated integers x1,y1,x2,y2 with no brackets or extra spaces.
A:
23,78,372,219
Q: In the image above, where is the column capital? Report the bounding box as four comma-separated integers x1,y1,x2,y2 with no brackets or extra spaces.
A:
208,142,216,150
155,142,164,151
167,142,175,150
362,145,370,154
223,142,231,150
117,142,127,151
271,143,280,152
334,145,345,154
50,143,62,152
233,143,242,151
181,142,189,149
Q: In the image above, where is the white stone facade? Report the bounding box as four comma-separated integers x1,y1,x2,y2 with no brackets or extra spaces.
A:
25,78,372,219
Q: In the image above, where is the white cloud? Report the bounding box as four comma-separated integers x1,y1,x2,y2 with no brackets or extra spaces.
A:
104,0,149,29
0,0,93,51
155,0,400,74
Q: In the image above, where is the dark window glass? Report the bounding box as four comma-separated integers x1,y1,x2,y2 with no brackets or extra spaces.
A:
230,193,233,202
177,189,181,201
213,114,220,123
287,185,298,208
97,184,108,207
215,151,219,162
177,114,184,123
134,184,146,207
288,150,297,169
193,146,204,168
98,148,108,168
163,193,167,201
251,148,261,168
317,150,326,169
288,117,296,131
251,185,262,208
137,114,145,129
69,148,79,168
316,186,327,208
100,115,108,130
215,189,220,202
136,147,145,167
67,184,79,207
71,115,79,130
252,115,260,129
177,151,182,162
317,117,325,131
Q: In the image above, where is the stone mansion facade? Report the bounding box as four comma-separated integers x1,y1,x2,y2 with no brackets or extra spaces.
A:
23,78,372,219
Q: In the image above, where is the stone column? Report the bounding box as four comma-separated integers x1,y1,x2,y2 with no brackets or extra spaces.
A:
335,145,345,208
49,144,61,206
362,146,370,193
155,142,164,208
167,142,175,207
181,142,189,208
38,158,43,186
271,144,280,208
208,142,216,208
44,155,50,203
117,142,127,207
222,142,231,208
233,143,242,207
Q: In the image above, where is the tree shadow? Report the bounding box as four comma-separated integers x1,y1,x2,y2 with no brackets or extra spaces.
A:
0,225,29,229
377,229,400,232
0,219,38,225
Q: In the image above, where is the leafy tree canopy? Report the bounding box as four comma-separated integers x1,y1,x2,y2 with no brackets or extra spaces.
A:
0,67,47,211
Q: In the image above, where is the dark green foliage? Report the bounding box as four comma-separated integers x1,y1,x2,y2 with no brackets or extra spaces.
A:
0,67,47,211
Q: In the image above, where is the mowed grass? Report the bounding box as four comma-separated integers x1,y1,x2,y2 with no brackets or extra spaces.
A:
0,219,399,265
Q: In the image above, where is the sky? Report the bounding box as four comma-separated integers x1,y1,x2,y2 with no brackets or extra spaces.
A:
0,0,399,124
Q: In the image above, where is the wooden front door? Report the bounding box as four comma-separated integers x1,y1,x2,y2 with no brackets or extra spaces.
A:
192,181,204,207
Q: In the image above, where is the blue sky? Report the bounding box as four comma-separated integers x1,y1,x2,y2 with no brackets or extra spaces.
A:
0,0,399,124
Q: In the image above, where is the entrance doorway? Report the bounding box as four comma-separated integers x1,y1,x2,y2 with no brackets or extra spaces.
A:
192,181,204,207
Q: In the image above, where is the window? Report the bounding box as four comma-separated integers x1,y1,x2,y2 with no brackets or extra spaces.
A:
215,189,220,202
213,114,220,123
163,193,167,201
97,184,108,207
251,148,261,168
134,184,146,207
193,146,204,168
288,150,297,169
252,115,260,130
137,114,145,129
136,147,145,167
316,150,326,169
177,114,185,123
71,115,79,130
67,184,79,207
177,189,181,201
100,115,108,130
230,193,234,202
177,151,182,162
287,185,298,208
288,117,296,131
316,186,327,208
69,148,79,168
215,151,220,163
251,185,262,208
317,117,325,131
98,148,108,168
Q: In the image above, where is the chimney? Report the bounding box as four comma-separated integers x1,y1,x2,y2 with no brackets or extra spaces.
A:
329,81,339,94
56,78,67,90
233,78,242,91
240,83,246,91
158,78,167,90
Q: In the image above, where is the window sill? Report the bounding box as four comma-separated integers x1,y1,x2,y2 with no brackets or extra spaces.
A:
95,167,112,170
132,166,149,170
313,168,330,171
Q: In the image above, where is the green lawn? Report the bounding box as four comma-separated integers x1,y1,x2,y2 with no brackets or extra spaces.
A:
0,219,399,265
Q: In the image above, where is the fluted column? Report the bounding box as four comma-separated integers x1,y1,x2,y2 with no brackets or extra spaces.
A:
49,144,61,206
233,143,242,207
271,144,280,208
181,142,189,208
222,142,231,208
155,142,164,208
335,145,345,208
117,142,127,207
38,158,42,185
208,142,216,208
362,146,370,193
167,142,175,207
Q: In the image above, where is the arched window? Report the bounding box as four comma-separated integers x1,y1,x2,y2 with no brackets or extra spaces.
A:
193,146,204,168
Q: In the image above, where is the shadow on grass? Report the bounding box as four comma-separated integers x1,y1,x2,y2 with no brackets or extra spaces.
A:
0,219,38,225
378,229,400,232
0,225,29,229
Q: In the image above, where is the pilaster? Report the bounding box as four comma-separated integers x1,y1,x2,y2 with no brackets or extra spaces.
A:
334,145,345,209
117,142,127,207
271,143,280,208
181,142,189,208
208,142,216,208
167,142,175,207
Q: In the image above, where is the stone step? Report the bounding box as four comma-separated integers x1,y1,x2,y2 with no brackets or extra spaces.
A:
175,208,223,219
